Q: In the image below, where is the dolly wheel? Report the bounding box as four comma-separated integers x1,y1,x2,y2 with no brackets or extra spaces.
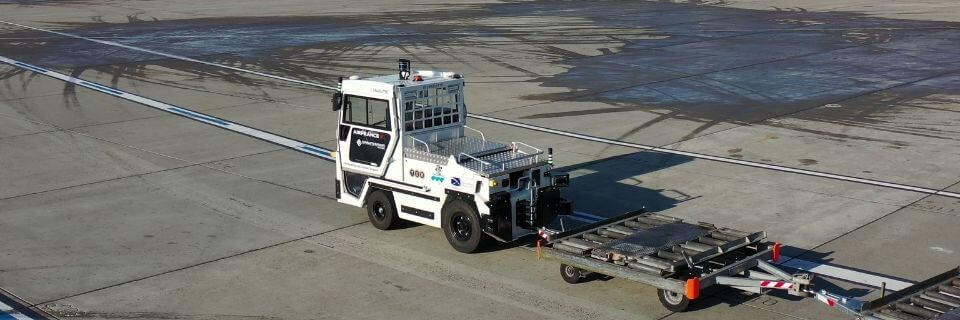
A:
657,288,691,312
560,264,583,284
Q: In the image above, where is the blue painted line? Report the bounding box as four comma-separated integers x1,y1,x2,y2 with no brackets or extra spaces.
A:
79,80,125,96
571,212,601,222
300,145,333,158
167,107,231,127
0,312,17,320
11,61,47,73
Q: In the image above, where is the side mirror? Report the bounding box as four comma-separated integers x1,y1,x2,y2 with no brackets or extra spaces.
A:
331,92,342,111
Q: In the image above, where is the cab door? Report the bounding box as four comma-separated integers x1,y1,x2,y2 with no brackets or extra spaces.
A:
337,93,398,179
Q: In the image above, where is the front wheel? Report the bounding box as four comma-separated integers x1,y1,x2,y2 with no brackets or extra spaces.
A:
441,200,485,253
657,288,691,312
366,190,396,230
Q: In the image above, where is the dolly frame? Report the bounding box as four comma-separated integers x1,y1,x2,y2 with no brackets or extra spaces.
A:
537,210,859,312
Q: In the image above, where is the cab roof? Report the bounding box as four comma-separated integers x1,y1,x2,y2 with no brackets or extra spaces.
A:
360,71,461,87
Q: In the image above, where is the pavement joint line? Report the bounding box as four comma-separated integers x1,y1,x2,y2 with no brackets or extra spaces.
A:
0,55,336,161
0,20,340,91
475,28,894,116
741,302,813,320
776,179,960,291
0,91,324,142
0,112,335,202
30,220,370,308
10,20,957,200
470,113,960,199
0,288,47,320
661,68,960,152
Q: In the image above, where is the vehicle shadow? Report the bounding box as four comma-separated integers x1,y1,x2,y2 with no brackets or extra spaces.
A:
480,151,696,253
549,151,696,231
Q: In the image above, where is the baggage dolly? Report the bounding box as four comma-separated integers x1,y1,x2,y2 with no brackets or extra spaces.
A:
536,210,865,314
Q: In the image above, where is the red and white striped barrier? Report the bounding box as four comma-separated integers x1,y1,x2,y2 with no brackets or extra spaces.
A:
760,280,794,289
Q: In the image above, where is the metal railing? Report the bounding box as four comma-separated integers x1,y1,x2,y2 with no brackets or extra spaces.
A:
458,152,498,172
406,136,431,153
512,141,542,156
463,125,486,148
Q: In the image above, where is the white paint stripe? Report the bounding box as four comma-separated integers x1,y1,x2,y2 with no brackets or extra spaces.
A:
7,20,956,199
470,114,960,199
0,55,335,162
0,20,339,91
0,300,34,320
779,256,913,291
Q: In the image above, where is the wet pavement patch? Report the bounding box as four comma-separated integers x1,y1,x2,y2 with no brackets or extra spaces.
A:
1,0,958,144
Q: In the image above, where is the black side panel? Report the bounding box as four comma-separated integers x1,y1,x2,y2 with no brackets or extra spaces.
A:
401,206,435,219
483,191,512,241
444,189,475,203
342,171,368,197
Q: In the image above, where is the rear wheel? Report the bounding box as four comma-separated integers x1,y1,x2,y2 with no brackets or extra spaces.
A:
366,190,396,230
657,288,691,312
442,200,484,253
559,264,583,284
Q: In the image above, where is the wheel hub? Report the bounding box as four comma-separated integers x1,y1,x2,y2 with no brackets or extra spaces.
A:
663,290,684,305
452,213,472,241
373,202,386,220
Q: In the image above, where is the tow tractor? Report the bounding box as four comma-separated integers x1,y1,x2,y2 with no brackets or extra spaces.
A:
332,59,571,253
330,60,960,316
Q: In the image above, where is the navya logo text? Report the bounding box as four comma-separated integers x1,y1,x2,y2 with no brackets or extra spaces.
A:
431,165,444,183
450,177,461,187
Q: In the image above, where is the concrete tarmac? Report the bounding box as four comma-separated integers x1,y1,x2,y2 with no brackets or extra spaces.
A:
1,1,958,319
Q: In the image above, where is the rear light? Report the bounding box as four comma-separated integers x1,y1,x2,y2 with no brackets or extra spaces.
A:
685,277,700,300
771,242,781,263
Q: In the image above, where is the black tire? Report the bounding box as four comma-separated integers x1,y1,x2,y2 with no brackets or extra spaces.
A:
441,199,484,253
657,288,691,312
366,190,396,230
559,264,583,284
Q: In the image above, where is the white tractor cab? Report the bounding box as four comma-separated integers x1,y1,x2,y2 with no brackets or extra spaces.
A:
332,59,572,253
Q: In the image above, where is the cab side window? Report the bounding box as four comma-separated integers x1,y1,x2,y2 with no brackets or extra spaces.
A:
343,95,390,130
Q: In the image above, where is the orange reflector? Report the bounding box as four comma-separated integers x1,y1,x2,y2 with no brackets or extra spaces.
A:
771,242,782,263
412,75,423,81
685,277,700,300
536,240,542,260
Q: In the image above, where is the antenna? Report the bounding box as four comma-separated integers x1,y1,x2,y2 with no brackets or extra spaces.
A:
398,59,411,80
